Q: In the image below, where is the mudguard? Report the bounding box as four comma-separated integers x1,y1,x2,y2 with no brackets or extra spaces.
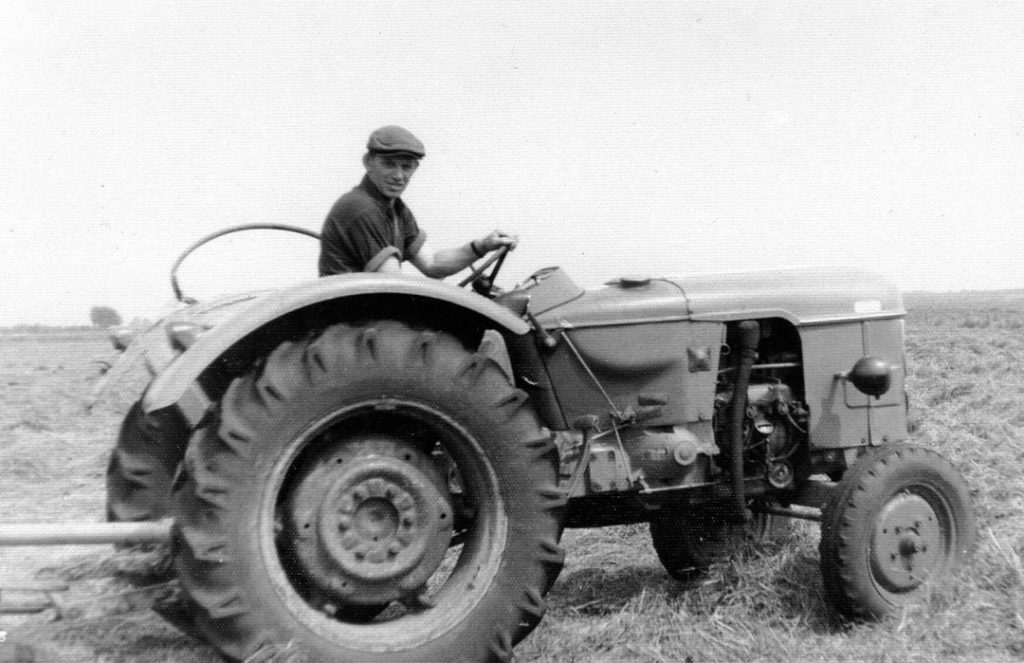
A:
142,273,529,423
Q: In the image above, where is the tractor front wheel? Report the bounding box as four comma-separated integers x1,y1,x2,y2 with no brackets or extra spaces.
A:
169,321,565,662
819,444,975,619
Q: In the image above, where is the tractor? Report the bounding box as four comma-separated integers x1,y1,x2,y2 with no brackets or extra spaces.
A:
18,224,975,661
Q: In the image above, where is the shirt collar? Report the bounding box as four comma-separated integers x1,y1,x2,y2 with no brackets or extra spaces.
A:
359,175,406,215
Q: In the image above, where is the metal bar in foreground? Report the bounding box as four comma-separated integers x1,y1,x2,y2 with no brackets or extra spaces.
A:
0,519,172,546
758,504,822,522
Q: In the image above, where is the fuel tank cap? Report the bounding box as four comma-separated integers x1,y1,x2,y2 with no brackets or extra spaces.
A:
609,275,652,288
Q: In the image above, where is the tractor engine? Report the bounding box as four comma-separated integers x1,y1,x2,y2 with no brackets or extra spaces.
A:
714,381,809,490
556,382,809,497
557,422,721,495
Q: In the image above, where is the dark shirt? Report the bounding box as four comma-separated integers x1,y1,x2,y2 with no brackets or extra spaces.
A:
318,175,426,276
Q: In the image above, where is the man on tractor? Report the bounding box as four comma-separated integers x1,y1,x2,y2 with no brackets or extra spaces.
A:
318,125,517,277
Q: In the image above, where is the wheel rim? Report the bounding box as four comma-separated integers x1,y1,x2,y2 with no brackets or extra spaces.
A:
258,399,507,650
283,435,454,605
870,488,952,593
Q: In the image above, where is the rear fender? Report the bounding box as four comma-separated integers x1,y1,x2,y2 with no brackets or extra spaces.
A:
142,273,529,426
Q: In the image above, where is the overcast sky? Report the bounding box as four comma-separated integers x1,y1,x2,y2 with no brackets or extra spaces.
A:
2,2,1022,325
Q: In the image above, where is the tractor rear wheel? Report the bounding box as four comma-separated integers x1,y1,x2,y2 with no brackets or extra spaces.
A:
106,400,188,522
819,444,975,619
650,506,786,580
169,321,565,662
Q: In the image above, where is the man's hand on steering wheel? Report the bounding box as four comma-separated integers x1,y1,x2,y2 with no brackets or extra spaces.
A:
477,229,518,253
459,229,518,295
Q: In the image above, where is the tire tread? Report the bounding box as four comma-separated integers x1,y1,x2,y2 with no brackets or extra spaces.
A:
169,321,564,661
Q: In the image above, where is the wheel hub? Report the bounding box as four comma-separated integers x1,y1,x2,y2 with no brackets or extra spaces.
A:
871,492,943,592
281,435,453,606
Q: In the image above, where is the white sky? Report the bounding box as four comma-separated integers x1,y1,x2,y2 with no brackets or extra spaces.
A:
2,2,1022,325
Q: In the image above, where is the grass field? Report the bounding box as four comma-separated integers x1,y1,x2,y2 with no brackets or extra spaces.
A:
0,291,1022,662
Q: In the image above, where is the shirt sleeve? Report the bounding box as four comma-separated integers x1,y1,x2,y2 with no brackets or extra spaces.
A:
365,246,401,271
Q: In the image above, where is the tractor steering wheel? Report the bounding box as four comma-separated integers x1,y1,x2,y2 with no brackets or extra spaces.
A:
457,245,510,297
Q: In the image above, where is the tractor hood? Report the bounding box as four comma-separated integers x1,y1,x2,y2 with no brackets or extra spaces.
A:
531,267,903,329
667,267,904,325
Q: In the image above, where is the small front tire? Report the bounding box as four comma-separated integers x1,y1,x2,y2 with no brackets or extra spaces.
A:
819,444,975,619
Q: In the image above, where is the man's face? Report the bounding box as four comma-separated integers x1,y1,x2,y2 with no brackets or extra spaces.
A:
363,153,419,200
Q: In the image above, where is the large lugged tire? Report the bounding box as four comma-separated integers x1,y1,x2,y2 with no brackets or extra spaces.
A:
819,444,975,619
650,506,786,580
170,321,566,662
106,400,188,522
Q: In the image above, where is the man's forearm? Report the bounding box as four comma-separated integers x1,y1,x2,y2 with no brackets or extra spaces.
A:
418,243,479,278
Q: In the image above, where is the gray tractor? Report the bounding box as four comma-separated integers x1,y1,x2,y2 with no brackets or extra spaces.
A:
97,225,974,662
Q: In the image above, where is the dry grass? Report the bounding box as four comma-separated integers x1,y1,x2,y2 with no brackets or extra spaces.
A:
1,292,1023,662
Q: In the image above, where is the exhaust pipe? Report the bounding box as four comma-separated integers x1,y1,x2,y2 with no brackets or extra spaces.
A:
729,320,760,522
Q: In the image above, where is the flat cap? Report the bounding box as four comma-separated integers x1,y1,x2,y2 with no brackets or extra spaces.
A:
366,125,425,158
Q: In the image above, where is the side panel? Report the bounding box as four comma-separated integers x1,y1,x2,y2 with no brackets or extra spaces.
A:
864,318,909,444
542,320,722,427
801,318,907,449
